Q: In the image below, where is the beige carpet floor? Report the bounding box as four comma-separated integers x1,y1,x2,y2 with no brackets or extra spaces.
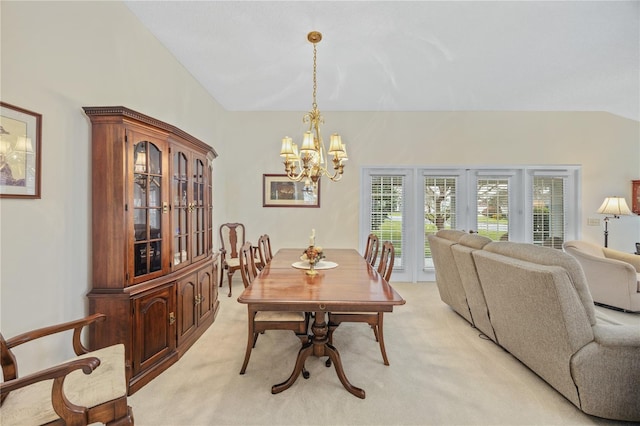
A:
129,282,639,426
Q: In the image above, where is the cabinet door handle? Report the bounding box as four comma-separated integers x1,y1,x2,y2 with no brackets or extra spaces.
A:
169,311,176,325
163,202,169,213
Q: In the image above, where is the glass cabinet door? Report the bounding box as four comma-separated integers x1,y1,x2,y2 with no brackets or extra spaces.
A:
131,135,167,283
172,148,208,268
192,156,207,262
173,151,190,267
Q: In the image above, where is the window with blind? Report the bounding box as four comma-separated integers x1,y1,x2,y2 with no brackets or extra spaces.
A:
369,175,405,269
362,166,580,282
423,176,457,268
532,175,567,249
476,178,510,241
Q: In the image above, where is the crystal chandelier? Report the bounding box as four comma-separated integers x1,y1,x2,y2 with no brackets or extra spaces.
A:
280,31,347,188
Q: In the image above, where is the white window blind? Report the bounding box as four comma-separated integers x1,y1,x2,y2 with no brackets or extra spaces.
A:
369,175,405,270
532,175,566,248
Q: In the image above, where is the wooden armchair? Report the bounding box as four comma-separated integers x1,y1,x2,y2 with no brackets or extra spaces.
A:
0,314,133,425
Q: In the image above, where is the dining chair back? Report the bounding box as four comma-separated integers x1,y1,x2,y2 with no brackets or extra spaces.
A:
257,234,273,267
239,241,258,288
377,241,395,281
238,241,310,375
219,222,246,297
364,234,379,267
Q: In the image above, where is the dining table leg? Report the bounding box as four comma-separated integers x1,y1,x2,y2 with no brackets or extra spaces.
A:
271,310,366,399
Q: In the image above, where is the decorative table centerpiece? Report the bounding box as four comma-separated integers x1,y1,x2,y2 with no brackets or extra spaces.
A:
301,229,325,276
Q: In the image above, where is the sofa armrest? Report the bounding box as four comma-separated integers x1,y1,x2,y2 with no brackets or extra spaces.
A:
6,313,106,356
603,248,640,273
566,250,638,302
591,323,640,346
571,324,640,421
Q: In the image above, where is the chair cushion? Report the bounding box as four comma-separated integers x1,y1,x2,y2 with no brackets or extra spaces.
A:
226,258,240,268
0,344,127,426
255,311,305,322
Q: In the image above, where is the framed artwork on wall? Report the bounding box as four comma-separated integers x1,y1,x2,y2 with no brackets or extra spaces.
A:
632,180,640,214
263,174,320,207
0,102,42,198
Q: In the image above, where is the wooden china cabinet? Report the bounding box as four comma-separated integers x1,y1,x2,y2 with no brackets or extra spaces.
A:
83,106,219,394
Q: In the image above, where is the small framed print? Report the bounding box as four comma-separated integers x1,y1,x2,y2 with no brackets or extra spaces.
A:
632,180,640,214
263,174,320,208
0,102,42,198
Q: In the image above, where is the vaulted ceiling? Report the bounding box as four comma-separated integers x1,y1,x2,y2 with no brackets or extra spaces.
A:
124,1,639,121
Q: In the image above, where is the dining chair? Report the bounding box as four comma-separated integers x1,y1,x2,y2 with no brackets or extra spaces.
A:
327,241,395,366
238,242,310,376
364,233,379,267
256,234,273,269
219,223,262,296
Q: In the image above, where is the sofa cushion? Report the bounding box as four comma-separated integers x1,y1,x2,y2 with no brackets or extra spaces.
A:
435,229,466,243
484,242,597,325
458,233,492,250
0,344,127,426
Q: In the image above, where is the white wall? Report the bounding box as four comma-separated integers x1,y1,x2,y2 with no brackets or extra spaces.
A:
221,111,639,253
1,2,639,373
0,1,226,372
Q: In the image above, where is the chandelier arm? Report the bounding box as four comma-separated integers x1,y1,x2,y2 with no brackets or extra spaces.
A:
284,165,308,182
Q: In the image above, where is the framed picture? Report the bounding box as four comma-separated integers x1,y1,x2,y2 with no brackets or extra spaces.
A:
632,180,640,214
263,174,320,208
0,102,42,198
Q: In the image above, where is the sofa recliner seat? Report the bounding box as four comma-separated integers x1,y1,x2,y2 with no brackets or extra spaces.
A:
429,230,640,422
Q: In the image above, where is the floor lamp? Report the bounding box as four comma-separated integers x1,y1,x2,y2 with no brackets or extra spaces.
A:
597,196,632,247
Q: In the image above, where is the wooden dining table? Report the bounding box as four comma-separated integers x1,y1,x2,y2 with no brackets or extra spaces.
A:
237,248,406,399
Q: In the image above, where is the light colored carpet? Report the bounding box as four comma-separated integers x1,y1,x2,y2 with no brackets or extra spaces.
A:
129,282,638,425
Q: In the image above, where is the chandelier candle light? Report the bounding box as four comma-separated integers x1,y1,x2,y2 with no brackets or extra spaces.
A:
301,228,324,276
280,31,348,189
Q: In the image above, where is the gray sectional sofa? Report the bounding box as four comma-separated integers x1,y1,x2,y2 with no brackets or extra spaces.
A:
428,230,640,422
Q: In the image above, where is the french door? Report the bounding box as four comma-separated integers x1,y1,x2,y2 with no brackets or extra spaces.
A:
362,166,580,282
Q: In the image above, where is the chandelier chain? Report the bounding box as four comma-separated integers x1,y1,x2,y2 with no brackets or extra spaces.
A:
312,43,318,110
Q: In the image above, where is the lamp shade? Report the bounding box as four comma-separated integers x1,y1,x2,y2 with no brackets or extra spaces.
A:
328,134,344,154
597,196,632,216
280,137,294,157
